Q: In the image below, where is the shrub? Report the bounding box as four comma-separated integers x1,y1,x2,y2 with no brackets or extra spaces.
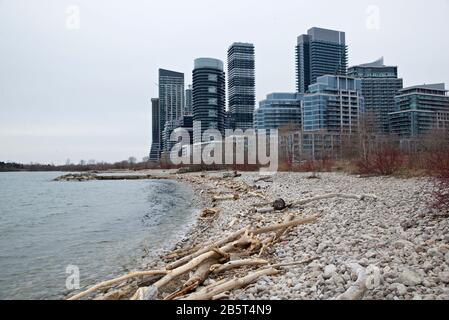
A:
354,146,404,176
427,150,449,213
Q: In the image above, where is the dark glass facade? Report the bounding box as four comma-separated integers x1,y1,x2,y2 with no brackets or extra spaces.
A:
192,58,226,142
185,85,193,116
228,43,255,130
296,27,347,93
149,98,160,161
159,69,184,152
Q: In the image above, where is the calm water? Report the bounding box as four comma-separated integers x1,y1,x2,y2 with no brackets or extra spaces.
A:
0,172,196,300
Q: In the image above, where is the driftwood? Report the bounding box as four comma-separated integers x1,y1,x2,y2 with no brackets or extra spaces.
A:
335,263,367,300
292,193,378,207
132,232,259,300
166,228,247,270
213,194,240,202
131,216,318,300
182,268,280,300
254,176,273,183
164,258,219,300
67,270,167,300
259,213,295,255
210,259,269,274
250,215,320,235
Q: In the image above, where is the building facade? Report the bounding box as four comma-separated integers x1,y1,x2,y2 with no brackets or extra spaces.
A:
192,58,226,142
303,75,364,134
185,85,193,115
348,57,403,134
390,83,449,137
228,42,256,130
296,27,348,94
254,93,302,130
149,98,160,161
159,69,184,152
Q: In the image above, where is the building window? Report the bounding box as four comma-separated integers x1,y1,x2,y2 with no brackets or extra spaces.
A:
208,74,218,82
209,109,218,117
208,98,217,105
208,86,217,93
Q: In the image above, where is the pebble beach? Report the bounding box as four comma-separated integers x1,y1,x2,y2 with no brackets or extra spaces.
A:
167,171,449,300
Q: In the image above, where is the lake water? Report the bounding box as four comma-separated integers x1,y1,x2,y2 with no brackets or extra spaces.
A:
0,172,196,300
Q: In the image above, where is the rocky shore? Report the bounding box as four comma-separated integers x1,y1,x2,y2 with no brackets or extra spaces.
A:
172,171,448,300
81,170,448,300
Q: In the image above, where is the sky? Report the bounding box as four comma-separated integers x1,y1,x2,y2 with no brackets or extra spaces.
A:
1,0,448,164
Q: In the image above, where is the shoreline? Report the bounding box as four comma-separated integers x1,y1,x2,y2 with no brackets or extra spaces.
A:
68,170,449,300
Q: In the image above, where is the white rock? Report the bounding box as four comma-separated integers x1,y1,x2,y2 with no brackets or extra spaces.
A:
445,252,449,265
399,269,422,286
323,264,337,279
439,272,449,284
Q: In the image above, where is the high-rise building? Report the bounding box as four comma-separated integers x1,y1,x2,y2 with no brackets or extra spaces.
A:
228,42,255,130
303,75,364,134
185,85,193,116
254,93,302,130
149,98,160,161
296,27,348,93
348,57,403,133
159,69,184,152
192,58,226,142
390,83,449,137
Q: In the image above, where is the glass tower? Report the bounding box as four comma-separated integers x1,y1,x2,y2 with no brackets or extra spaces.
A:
158,69,184,152
228,42,255,130
296,27,348,94
149,98,160,161
192,58,226,142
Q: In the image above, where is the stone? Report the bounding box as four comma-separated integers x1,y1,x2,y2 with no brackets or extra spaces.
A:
396,283,407,295
438,244,449,254
394,240,413,249
359,258,369,267
317,242,328,254
428,248,442,257
399,269,422,286
323,264,337,279
423,261,433,272
445,252,449,265
439,272,449,284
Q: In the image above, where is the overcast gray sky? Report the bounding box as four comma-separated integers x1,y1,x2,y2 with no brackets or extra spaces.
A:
1,0,448,164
